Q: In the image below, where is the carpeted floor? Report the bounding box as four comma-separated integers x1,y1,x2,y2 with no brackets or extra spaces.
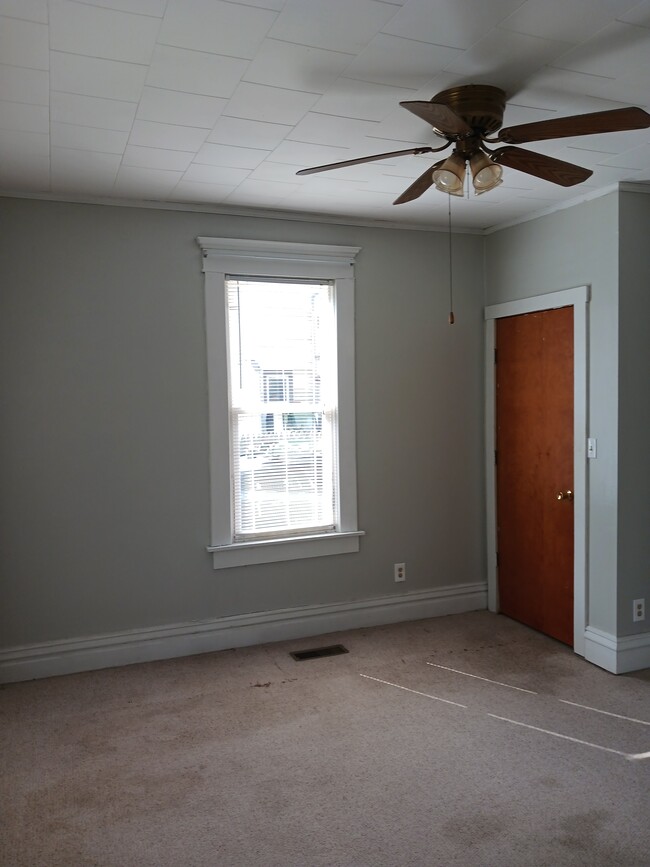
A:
1,611,649,867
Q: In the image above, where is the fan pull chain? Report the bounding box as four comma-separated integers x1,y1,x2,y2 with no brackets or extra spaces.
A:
448,194,455,325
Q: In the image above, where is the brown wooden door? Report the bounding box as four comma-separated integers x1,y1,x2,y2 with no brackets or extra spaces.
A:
496,306,574,646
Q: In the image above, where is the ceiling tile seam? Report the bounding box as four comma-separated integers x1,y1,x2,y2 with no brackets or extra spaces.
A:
49,88,138,107
506,101,560,113
50,118,138,134
153,40,261,65
61,0,166,20
195,142,271,155
155,0,279,63
494,22,579,44
114,7,179,196
319,77,420,94
167,170,241,200
191,156,267,169
376,28,467,54
50,48,150,70
0,11,48,25
374,31,471,53
122,166,185,177
137,84,230,100
50,143,129,157
298,111,383,125
239,177,305,187
211,120,293,132
225,81,324,99
291,176,363,185
337,75,422,92
130,118,212,132
0,55,49,73
249,159,313,169
213,0,281,13
613,18,650,31
565,145,623,155
56,141,196,159
281,138,349,151
595,161,644,170
0,60,48,72
611,19,650,33
365,134,437,146
149,42,252,62
243,37,355,61
543,64,616,80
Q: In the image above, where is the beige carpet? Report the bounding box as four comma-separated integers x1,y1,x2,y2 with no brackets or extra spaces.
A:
1,611,649,867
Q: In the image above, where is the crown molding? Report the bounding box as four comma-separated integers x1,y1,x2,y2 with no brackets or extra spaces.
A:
0,190,482,235
619,181,650,195
3,181,641,236
483,184,621,235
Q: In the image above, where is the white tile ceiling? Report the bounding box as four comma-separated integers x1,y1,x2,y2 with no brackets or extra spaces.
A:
2,0,650,230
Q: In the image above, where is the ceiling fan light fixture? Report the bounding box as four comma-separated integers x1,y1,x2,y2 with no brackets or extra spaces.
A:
432,152,466,196
470,152,503,193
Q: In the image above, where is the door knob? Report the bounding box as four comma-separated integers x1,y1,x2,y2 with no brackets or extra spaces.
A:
556,490,573,501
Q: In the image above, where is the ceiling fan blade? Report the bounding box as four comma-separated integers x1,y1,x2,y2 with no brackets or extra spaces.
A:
393,162,444,205
491,146,592,186
498,106,650,144
296,146,437,176
399,100,472,137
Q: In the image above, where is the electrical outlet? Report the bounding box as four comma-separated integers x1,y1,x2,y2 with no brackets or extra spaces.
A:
394,563,406,582
633,598,645,622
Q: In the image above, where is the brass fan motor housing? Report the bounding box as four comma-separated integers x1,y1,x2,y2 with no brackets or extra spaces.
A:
431,85,507,136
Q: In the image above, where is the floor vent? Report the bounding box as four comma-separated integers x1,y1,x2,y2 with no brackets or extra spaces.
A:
290,644,349,661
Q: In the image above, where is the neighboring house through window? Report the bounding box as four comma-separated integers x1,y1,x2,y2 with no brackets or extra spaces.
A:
198,237,364,568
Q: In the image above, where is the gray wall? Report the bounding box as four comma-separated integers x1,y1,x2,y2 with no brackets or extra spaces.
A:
485,193,621,636
618,191,650,636
0,197,486,648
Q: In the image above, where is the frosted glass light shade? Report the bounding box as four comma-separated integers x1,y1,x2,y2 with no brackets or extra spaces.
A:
432,153,466,196
470,152,503,193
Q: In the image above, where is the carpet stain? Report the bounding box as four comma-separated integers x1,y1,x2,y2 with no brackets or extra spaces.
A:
537,775,561,789
558,809,611,849
441,813,507,845
25,765,205,824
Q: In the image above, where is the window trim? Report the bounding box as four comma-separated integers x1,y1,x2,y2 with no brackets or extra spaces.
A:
198,237,364,569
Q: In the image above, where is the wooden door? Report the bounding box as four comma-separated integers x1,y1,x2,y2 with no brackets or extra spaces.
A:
496,306,574,646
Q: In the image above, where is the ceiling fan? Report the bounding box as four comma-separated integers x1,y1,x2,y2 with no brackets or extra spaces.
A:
296,85,650,204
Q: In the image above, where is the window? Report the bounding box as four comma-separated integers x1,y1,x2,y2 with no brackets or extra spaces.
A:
198,238,363,569
227,277,335,540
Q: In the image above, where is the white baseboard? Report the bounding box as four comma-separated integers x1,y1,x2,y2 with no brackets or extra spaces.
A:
0,582,487,684
584,626,650,674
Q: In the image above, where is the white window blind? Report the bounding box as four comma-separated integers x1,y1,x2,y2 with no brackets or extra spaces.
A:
226,277,339,541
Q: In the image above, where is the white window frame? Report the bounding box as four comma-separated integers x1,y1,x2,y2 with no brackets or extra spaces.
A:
198,237,364,569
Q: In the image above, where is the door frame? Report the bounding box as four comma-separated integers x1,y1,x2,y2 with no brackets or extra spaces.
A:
484,286,589,657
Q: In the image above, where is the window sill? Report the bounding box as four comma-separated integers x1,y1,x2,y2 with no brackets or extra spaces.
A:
207,530,365,569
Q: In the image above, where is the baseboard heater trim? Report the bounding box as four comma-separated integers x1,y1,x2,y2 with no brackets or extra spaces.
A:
0,582,487,684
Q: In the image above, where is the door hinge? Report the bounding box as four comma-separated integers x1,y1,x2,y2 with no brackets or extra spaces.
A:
494,450,498,465
494,348,498,364
496,551,500,568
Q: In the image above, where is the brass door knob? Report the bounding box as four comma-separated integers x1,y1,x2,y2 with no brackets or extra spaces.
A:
556,490,573,501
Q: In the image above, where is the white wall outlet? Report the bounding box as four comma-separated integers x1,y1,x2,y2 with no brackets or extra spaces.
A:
394,563,406,582
633,598,645,622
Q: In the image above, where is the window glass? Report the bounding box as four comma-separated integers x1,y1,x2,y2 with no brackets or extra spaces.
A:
226,278,338,541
